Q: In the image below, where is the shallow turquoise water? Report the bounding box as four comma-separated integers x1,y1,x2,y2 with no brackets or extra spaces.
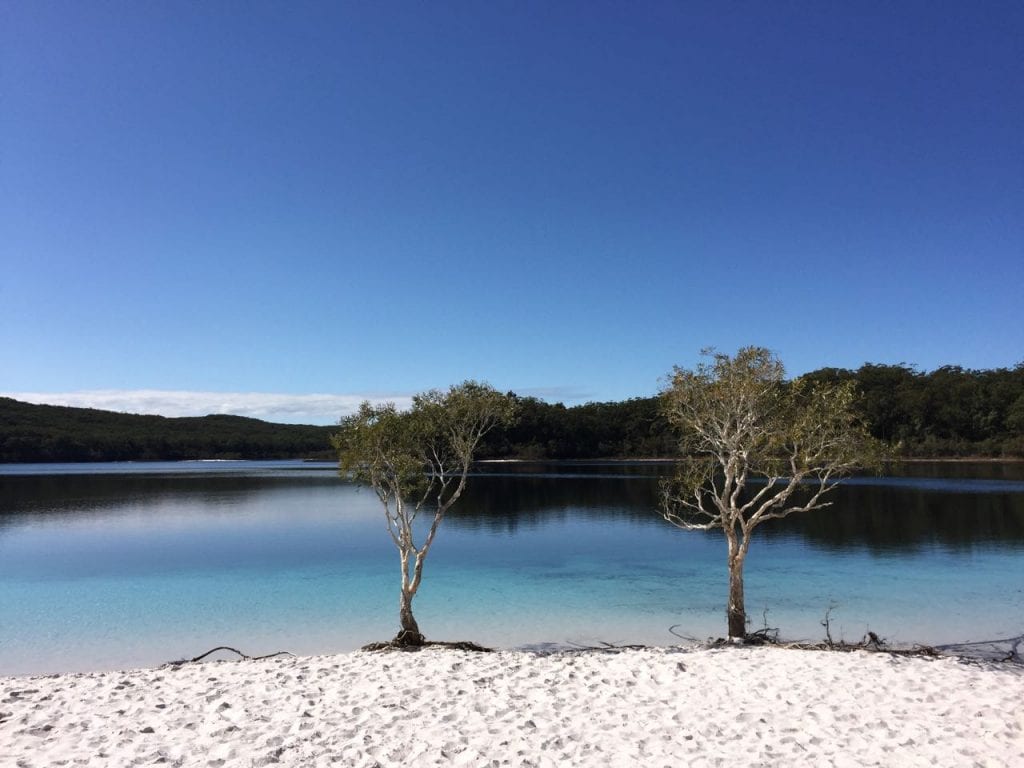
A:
1,461,1022,674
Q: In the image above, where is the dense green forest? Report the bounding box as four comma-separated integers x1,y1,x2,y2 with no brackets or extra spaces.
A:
0,398,334,462
482,362,1024,460
801,363,1024,458
2,362,1022,463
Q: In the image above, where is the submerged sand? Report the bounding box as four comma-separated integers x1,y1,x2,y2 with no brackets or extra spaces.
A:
2,646,1021,767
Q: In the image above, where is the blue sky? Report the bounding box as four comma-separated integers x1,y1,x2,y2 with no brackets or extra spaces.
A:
2,2,1021,424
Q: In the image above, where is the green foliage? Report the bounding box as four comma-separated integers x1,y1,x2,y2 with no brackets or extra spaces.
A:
1007,393,1024,434
331,380,516,513
414,380,518,470
332,402,429,504
663,346,787,463
0,398,333,462
802,361,1024,457
479,394,675,459
661,347,880,532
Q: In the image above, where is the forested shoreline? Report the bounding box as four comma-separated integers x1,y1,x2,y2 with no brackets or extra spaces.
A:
2,362,1023,463
0,398,334,462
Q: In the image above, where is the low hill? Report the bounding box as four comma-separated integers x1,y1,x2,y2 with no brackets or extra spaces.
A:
3,360,1023,463
0,398,335,462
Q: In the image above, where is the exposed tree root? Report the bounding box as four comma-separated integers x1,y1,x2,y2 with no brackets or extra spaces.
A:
668,619,1021,665
360,639,494,653
683,630,945,660
564,641,651,653
668,624,699,642
393,628,426,647
743,626,780,646
742,608,780,645
766,636,943,660
159,629,1022,667
934,634,1024,664
163,646,295,667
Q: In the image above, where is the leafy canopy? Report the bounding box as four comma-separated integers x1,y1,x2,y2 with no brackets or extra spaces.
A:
662,346,880,532
332,381,516,517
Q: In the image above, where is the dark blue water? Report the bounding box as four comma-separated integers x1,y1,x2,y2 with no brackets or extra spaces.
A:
1,460,1022,674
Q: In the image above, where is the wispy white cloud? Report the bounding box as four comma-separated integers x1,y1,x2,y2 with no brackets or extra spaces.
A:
3,390,414,426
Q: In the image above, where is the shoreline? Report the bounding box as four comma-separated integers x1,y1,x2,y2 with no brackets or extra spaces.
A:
3,645,1021,767
4,455,1021,467
478,456,1024,464
890,456,1024,464
5,627,1020,680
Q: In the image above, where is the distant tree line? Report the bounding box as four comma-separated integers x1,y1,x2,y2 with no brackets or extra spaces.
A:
478,362,1024,460
2,361,1022,463
801,363,1024,458
478,394,677,459
0,398,334,462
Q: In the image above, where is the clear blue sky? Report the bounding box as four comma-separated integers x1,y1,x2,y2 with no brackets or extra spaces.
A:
2,1,1022,424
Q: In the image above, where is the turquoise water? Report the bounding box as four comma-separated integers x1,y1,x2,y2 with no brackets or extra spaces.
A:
1,461,1022,674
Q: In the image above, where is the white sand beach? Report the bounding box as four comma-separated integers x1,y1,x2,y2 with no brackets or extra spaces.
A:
2,646,1021,767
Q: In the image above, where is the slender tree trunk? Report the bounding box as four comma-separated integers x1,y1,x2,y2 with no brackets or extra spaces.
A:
727,557,746,640
396,547,425,646
396,587,424,646
725,523,747,641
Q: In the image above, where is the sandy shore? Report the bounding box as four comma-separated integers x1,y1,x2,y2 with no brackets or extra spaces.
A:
2,646,1021,767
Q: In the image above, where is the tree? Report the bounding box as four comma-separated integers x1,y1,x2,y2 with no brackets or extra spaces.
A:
331,381,516,646
660,347,879,641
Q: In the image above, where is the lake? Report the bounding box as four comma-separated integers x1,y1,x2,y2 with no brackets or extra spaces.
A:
1,460,1023,675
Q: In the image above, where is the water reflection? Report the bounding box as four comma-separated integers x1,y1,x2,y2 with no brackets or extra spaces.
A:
449,476,660,534
1,460,1022,673
452,466,1024,553
3,462,1024,554
0,472,337,514
770,486,1024,553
